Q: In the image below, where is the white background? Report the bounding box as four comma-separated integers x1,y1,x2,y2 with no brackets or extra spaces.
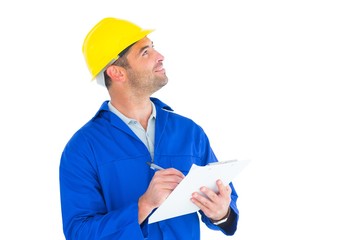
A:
1,0,359,239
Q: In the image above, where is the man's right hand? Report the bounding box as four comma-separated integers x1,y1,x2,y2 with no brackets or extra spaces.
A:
138,168,184,224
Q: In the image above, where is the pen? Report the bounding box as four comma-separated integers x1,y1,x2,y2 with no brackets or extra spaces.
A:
146,161,164,171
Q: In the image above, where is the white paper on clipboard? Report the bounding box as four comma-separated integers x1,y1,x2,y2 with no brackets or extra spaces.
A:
148,159,250,224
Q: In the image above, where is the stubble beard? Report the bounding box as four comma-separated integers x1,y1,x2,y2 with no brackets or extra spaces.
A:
128,69,168,95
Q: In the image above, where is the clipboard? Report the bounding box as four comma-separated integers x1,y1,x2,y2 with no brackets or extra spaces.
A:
148,159,250,224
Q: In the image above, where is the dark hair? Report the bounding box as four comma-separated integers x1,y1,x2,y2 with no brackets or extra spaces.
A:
104,42,135,88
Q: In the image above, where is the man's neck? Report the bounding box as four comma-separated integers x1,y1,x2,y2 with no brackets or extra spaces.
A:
110,97,153,129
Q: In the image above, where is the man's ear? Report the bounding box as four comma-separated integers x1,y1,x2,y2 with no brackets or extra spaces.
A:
106,65,125,81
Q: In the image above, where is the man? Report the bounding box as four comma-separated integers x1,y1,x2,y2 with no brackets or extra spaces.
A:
59,17,239,239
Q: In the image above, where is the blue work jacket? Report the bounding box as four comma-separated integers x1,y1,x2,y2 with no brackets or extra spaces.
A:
59,98,239,239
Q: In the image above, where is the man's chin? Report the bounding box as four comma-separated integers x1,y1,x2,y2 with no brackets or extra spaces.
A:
159,76,168,86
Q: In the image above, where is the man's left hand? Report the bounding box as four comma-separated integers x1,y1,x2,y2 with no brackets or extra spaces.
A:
190,179,232,221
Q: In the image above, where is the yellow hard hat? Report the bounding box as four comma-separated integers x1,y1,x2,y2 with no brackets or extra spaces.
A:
82,17,154,84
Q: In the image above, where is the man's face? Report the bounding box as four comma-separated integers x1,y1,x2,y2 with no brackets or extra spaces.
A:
124,37,168,95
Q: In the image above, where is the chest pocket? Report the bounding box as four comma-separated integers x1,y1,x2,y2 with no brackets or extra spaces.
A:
156,155,200,176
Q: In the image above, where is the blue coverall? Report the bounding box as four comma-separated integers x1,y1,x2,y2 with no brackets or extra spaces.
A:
59,98,239,239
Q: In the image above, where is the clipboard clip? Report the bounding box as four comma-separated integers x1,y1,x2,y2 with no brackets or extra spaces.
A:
207,159,238,166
